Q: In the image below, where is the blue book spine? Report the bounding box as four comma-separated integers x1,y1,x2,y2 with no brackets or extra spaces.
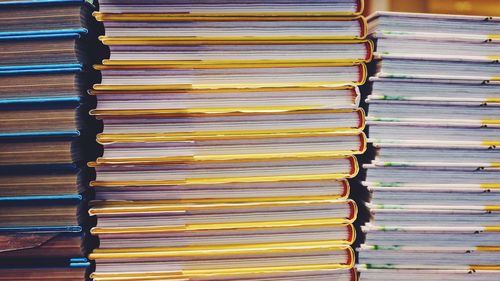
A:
0,0,84,7
0,226,82,233
0,194,82,202
0,28,88,38
0,63,83,74
0,131,80,139
0,96,81,106
70,258,90,268
0,31,82,41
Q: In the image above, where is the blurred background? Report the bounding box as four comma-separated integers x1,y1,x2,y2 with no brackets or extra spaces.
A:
364,0,499,16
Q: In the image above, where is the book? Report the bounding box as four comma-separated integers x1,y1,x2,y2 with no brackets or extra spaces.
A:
369,77,499,105
368,11,499,38
357,267,499,281
97,0,365,15
100,38,373,63
0,232,84,259
357,11,500,280
88,1,369,280
90,242,355,281
91,265,357,281
0,0,94,35
95,61,367,88
0,0,99,279
92,179,354,201
95,222,356,248
95,14,367,39
0,258,89,281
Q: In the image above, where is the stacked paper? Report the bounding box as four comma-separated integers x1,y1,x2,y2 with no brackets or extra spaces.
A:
88,1,370,280
358,12,500,280
0,0,99,279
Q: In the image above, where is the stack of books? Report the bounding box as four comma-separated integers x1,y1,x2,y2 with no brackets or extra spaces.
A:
0,0,99,280
358,12,500,280
88,1,371,280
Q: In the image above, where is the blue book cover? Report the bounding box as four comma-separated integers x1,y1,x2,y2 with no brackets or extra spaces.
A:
0,28,85,41
0,194,82,202
0,226,82,233
0,131,80,139
0,0,85,7
70,258,91,268
0,96,81,106
0,28,88,39
0,183,83,202
0,63,83,75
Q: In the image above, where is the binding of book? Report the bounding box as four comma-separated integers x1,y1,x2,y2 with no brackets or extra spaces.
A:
0,0,100,279
88,1,370,280
357,11,499,281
